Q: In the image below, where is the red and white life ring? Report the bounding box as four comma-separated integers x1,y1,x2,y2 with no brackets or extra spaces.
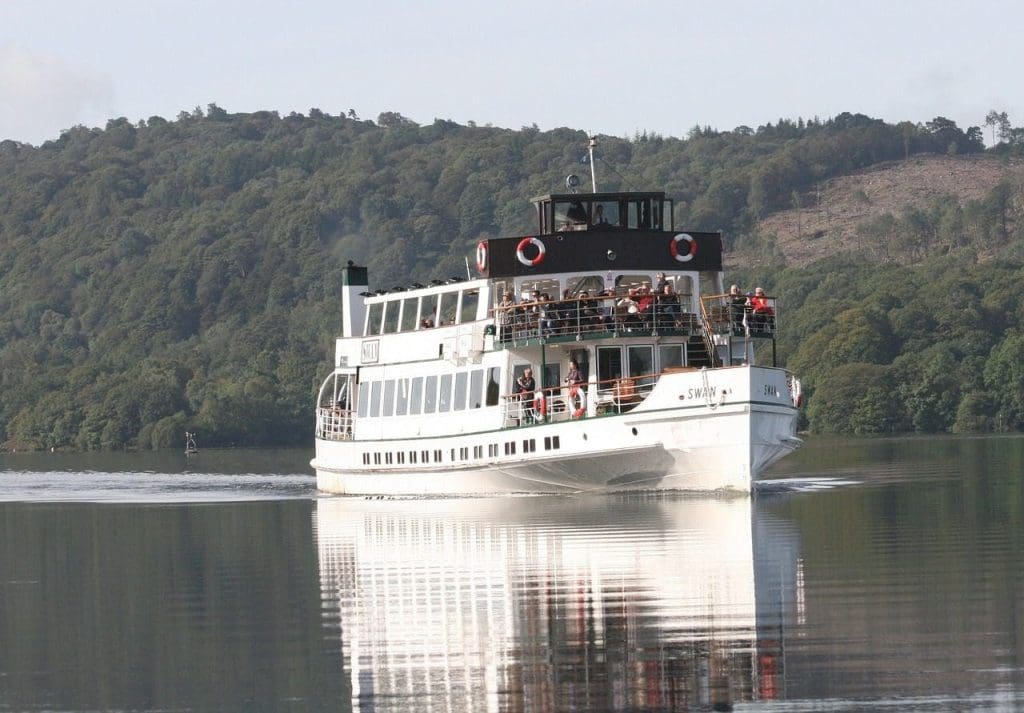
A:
533,391,547,420
475,240,488,273
669,233,697,263
568,385,586,419
516,237,546,267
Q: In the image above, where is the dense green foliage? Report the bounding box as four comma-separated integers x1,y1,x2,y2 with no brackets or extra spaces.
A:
0,105,1016,449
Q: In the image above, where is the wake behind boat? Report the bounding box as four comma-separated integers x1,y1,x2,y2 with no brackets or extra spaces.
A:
313,146,801,495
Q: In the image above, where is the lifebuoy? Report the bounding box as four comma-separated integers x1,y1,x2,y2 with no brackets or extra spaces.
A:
533,391,547,420
516,237,546,267
475,240,488,273
669,233,697,263
568,385,586,419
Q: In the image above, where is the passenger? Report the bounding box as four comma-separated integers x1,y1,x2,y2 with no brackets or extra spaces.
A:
592,204,609,225
657,282,681,330
655,272,668,292
615,289,639,331
497,292,515,340
750,287,775,333
728,284,747,335
515,368,537,423
565,359,584,387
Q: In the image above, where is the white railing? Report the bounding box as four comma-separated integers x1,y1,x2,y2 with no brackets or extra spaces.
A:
316,407,354,441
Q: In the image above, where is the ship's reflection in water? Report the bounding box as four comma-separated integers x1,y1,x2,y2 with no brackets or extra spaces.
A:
316,495,801,712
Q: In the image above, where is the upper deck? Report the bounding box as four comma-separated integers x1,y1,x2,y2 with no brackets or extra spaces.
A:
478,190,722,278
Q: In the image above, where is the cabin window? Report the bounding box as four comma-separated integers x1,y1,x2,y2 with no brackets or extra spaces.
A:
438,292,457,326
626,198,652,229
357,383,370,417
485,367,500,407
566,275,605,296
454,371,468,411
542,364,561,390
614,274,651,293
369,381,382,417
409,377,423,415
598,346,623,384
660,344,686,370
424,375,437,413
382,301,400,334
395,378,409,416
459,289,479,324
628,345,655,391
365,303,383,336
470,369,484,409
519,278,560,304
553,199,588,231
438,373,453,412
382,380,395,417
419,294,438,328
400,297,419,332
591,200,621,227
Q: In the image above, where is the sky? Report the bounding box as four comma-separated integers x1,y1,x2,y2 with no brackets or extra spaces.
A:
2,0,1022,146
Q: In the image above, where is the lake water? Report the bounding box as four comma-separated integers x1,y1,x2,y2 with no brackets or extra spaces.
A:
0,437,1021,712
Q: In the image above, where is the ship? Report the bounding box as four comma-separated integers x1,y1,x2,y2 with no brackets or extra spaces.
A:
312,147,802,495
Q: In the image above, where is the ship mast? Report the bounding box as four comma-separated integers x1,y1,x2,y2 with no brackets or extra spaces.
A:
587,135,598,192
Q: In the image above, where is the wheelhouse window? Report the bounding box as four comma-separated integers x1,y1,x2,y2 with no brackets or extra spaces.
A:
400,297,419,332
382,301,400,334
365,303,383,336
420,294,438,328
459,289,479,323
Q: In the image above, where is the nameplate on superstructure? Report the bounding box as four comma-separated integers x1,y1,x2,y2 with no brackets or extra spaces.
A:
361,339,379,364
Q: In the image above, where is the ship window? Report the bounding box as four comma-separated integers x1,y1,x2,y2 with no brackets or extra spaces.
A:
434,449,442,462
409,377,423,415
519,279,560,305
505,441,516,455
460,447,468,460
357,382,370,417
451,448,456,461
366,303,383,336
454,371,468,410
400,297,419,332
660,344,686,371
395,378,409,416
362,453,370,465
489,444,498,457
419,294,438,328
470,369,484,409
628,345,655,389
385,452,393,464
396,452,404,464
614,274,650,293
598,346,624,384
438,292,457,326
424,375,438,413
382,301,400,334
553,436,560,449
421,450,429,462
626,198,652,229
591,200,621,227
438,373,453,412
409,451,416,464
369,381,381,417
459,289,479,324
382,380,395,417
373,453,381,465
485,368,500,407
544,436,551,450
566,275,605,296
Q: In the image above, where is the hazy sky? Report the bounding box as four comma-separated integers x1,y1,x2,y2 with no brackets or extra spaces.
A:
2,0,1021,145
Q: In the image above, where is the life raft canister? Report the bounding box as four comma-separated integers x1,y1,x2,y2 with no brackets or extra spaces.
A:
516,237,546,267
669,233,697,263
533,391,547,420
476,240,488,273
568,385,586,419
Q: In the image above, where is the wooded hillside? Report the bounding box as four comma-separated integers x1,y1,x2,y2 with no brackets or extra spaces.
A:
1,106,1022,449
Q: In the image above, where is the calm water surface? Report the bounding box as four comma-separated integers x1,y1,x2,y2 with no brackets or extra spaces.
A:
0,437,1022,712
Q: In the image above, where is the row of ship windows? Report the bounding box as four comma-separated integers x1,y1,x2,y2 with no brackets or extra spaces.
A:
360,436,560,466
364,288,480,336
357,367,501,418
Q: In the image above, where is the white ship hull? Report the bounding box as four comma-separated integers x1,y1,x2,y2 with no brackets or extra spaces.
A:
313,365,800,495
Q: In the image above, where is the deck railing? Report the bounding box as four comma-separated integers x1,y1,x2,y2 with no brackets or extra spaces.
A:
316,407,354,441
499,372,664,427
493,293,701,346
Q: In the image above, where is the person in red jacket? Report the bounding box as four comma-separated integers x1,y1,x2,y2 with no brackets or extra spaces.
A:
750,287,774,333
